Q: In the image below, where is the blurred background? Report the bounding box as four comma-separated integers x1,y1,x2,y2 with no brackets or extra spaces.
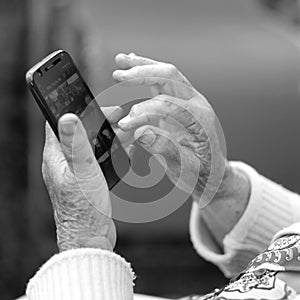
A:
2,0,300,298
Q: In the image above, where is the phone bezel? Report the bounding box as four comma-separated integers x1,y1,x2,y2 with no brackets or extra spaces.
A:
26,50,131,189
26,50,66,138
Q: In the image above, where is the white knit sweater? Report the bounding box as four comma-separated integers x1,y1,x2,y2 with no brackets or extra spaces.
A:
190,161,300,277
26,249,135,300
25,161,300,300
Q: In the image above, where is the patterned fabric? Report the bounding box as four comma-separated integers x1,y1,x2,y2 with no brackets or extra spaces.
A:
181,235,300,300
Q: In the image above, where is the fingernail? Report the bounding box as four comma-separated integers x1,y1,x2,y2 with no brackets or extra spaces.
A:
118,115,131,127
113,70,122,76
112,70,119,76
60,118,78,135
138,129,156,146
112,70,126,81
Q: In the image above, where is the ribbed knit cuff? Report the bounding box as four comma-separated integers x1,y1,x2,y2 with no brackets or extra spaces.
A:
190,161,300,277
26,249,135,300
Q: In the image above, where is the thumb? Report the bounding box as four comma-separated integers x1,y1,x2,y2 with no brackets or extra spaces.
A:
58,113,110,215
135,125,179,163
58,113,103,180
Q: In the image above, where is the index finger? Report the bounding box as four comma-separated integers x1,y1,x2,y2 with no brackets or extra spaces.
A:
118,95,208,133
112,63,196,99
113,64,178,84
115,53,158,70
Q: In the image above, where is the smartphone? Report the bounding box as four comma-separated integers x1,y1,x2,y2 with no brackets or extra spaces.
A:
26,50,130,190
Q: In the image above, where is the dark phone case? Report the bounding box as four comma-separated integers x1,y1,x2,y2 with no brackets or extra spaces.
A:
28,84,59,138
26,50,130,190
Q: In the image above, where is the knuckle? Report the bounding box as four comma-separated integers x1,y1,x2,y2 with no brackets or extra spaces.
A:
154,94,169,103
41,161,49,182
152,135,169,154
42,145,49,161
154,143,167,155
129,104,139,117
43,144,58,167
175,100,188,112
199,106,215,128
58,168,73,189
166,63,177,76
169,101,187,119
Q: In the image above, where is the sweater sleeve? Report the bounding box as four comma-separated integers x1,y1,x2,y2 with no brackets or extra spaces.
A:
189,161,300,278
26,248,135,300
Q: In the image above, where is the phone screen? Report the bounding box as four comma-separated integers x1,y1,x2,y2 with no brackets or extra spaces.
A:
36,55,119,164
29,51,130,189
40,62,89,117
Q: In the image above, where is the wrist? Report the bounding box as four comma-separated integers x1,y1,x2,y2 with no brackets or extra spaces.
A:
27,248,135,300
56,226,116,252
214,160,235,198
193,161,252,245
215,160,251,200
58,236,114,252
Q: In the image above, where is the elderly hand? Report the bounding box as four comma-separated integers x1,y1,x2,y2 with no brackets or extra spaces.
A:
42,112,117,252
113,53,226,200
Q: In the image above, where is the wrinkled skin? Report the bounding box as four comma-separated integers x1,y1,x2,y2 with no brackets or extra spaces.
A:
41,53,227,252
113,53,226,198
42,113,116,252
